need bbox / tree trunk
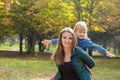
[117,41,120,55]
[19,33,23,55]
[88,47,93,56]
[73,0,81,21]
[38,37,45,52]
[114,39,117,53]
[27,31,37,55]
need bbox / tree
[10,0,52,55]
[0,1,15,45]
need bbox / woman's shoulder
[74,47,86,54]
[72,48,87,57]
[75,47,82,50]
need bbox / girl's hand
[41,39,51,45]
[106,51,116,58]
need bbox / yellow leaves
[0,2,5,5]
[1,18,14,27]
[107,17,113,22]
[35,0,50,8]
[99,1,104,6]
[92,25,106,32]
[0,2,5,9]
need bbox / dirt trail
[0,50,51,60]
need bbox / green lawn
[0,56,119,80]
[92,57,120,80]
[0,42,120,80]
[0,57,56,80]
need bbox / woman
[52,27,96,80]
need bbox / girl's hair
[73,21,88,32]
[73,21,88,37]
[52,27,77,65]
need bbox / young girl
[52,27,95,80]
[42,21,115,58]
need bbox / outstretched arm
[84,39,116,58]
[106,51,116,58]
[41,39,51,45]
[41,39,58,45]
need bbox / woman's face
[61,32,73,49]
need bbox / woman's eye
[63,37,67,39]
[69,38,72,40]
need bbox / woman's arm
[54,71,62,80]
[77,48,96,68]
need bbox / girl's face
[61,32,73,49]
[75,30,87,39]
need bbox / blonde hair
[74,21,88,32]
[52,27,77,65]
[73,21,88,37]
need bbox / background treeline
[0,0,120,56]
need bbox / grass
[0,42,19,51]
[0,42,120,80]
[0,57,56,80]
[92,57,120,80]
[0,53,119,80]
[0,42,56,53]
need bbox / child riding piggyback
[42,21,115,58]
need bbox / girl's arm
[88,40,115,57]
[85,39,106,55]
[41,39,58,45]
[85,39,115,57]
[106,51,116,57]
[51,39,58,44]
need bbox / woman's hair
[52,27,77,65]
[74,21,88,32]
